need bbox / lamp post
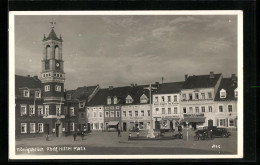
[186,121,189,141]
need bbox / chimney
[185,74,188,81]
[210,72,214,78]
[27,75,30,77]
[109,86,113,90]
[231,74,236,81]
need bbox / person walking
[73,132,77,141]
[81,131,84,140]
[117,128,121,137]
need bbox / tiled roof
[43,28,62,42]
[153,82,184,94]
[182,73,222,89]
[86,85,151,106]
[65,86,98,100]
[15,75,42,96]
[215,78,237,101]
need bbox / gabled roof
[215,78,237,101]
[43,28,62,42]
[182,73,222,89]
[153,81,184,95]
[15,75,42,96]
[65,86,98,101]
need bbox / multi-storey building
[64,85,99,134]
[121,85,151,132]
[180,72,222,129]
[214,74,237,129]
[152,82,184,130]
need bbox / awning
[107,121,119,126]
[180,117,205,123]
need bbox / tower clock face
[55,61,60,70]
[45,60,49,70]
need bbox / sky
[15,14,238,90]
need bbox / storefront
[105,121,119,131]
[180,114,206,130]
[153,115,181,130]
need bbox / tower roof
[43,28,62,42]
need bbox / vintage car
[194,126,231,140]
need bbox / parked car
[194,126,231,140]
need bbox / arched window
[54,46,59,59]
[46,45,51,59]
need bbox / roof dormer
[140,94,148,103]
[107,96,111,105]
[113,96,118,104]
[23,89,30,97]
[220,88,226,99]
[234,88,238,98]
[126,95,133,104]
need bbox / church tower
[41,20,65,137]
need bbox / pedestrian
[81,131,84,140]
[46,134,49,141]
[73,132,77,141]
[118,128,121,137]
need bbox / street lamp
[186,121,189,141]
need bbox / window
[218,119,225,127]
[161,96,165,102]
[147,110,150,116]
[162,108,165,114]
[38,123,43,133]
[147,122,150,129]
[183,107,187,113]
[105,111,109,118]
[56,105,61,116]
[113,96,117,104]
[93,112,96,117]
[21,123,27,133]
[220,89,226,98]
[195,107,199,113]
[201,93,205,100]
[168,96,171,102]
[189,93,193,100]
[35,91,41,98]
[20,105,27,116]
[174,107,177,114]
[107,97,111,105]
[129,111,132,117]
[116,111,120,117]
[24,90,30,97]
[38,106,43,116]
[182,94,186,100]
[44,105,49,116]
[110,111,114,117]
[141,110,144,116]
[228,105,232,112]
[209,106,212,112]
[174,95,177,102]
[123,111,126,117]
[55,85,61,92]
[135,111,138,117]
[208,92,212,99]
[154,97,158,103]
[229,119,234,127]
[70,123,74,131]
[234,89,238,98]
[116,106,119,109]
[79,102,84,108]
[30,123,35,133]
[202,106,205,113]
[99,112,102,118]
[219,105,223,112]
[195,93,199,100]
[29,105,35,116]
[45,85,50,92]
[70,107,74,116]
[139,122,144,129]
[155,108,159,114]
[189,107,193,113]
[168,108,171,114]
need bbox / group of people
[73,131,85,141]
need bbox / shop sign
[183,114,204,117]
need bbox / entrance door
[170,121,173,130]
[155,121,160,130]
[56,124,60,137]
[123,122,127,131]
[44,124,49,134]
[87,123,91,131]
[192,123,197,130]
[208,120,213,127]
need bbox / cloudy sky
[15,14,237,90]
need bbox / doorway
[55,124,60,137]
[155,121,160,130]
[44,124,49,135]
[123,122,127,131]
[87,123,91,131]
[170,121,173,130]
[208,119,213,127]
[191,123,197,130]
